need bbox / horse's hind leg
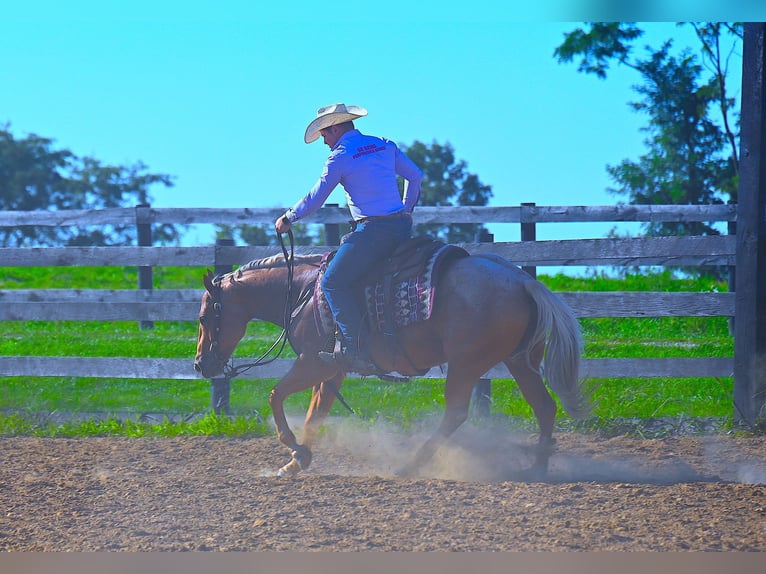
[504,342,557,476]
[397,367,476,476]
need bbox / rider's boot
[318,338,377,375]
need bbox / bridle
[201,278,229,375]
[200,229,356,415]
[202,229,300,380]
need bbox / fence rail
[0,204,737,227]
[0,357,735,381]
[0,204,747,419]
[0,289,735,321]
[0,234,737,268]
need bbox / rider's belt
[354,210,410,225]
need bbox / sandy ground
[1,419,766,551]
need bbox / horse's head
[193,270,249,378]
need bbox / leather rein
[208,230,299,381]
[205,229,355,414]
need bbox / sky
[0,2,757,250]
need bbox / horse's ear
[203,269,215,292]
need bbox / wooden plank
[0,302,198,321]
[0,290,735,320]
[0,289,204,303]
[0,204,737,227]
[153,204,736,225]
[0,246,214,267]
[0,208,137,227]
[558,291,735,318]
[0,245,324,267]
[0,289,204,302]
[0,235,736,268]
[484,357,734,379]
[152,206,355,225]
[0,357,290,379]
[468,235,736,266]
[0,356,733,380]
[519,204,737,224]
[574,357,733,379]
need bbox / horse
[194,241,589,479]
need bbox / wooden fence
[0,203,752,422]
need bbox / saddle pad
[365,244,465,332]
[312,242,468,338]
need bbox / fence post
[471,227,493,419]
[325,203,341,246]
[135,203,154,330]
[210,378,231,416]
[520,202,537,279]
[728,199,737,335]
[734,22,766,429]
[210,236,235,415]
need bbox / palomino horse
[194,245,589,479]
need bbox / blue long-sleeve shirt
[285,129,422,223]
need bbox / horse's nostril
[193,362,202,373]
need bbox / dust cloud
[287,415,766,485]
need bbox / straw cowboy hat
[304,103,367,143]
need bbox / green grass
[0,267,736,437]
[0,411,271,437]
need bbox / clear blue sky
[0,3,755,246]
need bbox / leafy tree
[0,125,180,247]
[217,221,319,247]
[401,140,493,243]
[554,22,741,238]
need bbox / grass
[0,266,737,437]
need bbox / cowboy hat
[304,103,367,143]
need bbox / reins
[220,229,296,380]
[214,228,356,416]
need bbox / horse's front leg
[268,357,337,477]
[271,373,345,477]
[269,383,311,477]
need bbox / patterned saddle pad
[313,236,469,338]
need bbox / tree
[0,125,180,247]
[554,22,741,238]
[217,221,319,247]
[401,140,493,243]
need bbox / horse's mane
[238,253,324,272]
[217,253,325,283]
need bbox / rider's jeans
[321,214,412,352]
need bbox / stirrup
[317,348,377,376]
[318,335,344,366]
[318,349,339,366]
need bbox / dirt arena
[2,418,766,551]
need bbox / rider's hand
[275,214,291,234]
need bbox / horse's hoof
[277,459,301,478]
[291,445,313,471]
[539,436,557,457]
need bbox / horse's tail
[523,279,591,419]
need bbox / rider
[275,103,423,374]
